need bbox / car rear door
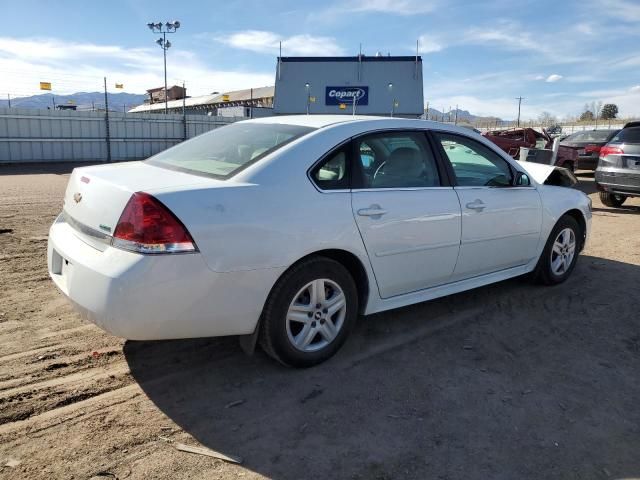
[431,131,542,281]
[350,130,461,299]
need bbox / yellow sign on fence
[115,83,124,89]
[222,94,230,102]
[339,103,346,110]
[39,82,52,91]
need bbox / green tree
[580,110,594,121]
[600,104,618,119]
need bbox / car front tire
[259,256,358,368]
[534,214,581,285]
[599,192,626,207]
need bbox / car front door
[350,130,461,299]
[432,131,542,281]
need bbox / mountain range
[424,107,503,125]
[0,92,147,112]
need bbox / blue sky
[1,0,640,120]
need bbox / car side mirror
[515,171,531,186]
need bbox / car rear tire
[533,215,581,285]
[599,192,627,207]
[259,256,358,368]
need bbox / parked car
[482,127,579,170]
[47,116,591,367]
[595,122,640,207]
[560,129,621,171]
[546,124,563,135]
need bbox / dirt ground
[0,164,639,480]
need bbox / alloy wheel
[550,227,576,276]
[286,278,347,352]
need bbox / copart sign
[325,86,369,106]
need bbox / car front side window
[434,132,513,187]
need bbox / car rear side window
[147,123,315,179]
[611,127,640,144]
[565,130,616,142]
[354,131,441,189]
[433,132,513,187]
[310,145,350,190]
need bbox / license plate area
[626,157,640,169]
[51,249,63,275]
[51,249,72,276]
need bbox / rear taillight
[112,192,197,254]
[599,145,624,158]
[584,144,601,154]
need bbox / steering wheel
[373,161,387,181]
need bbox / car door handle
[465,199,486,211]
[357,206,388,217]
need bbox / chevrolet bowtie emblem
[73,192,82,204]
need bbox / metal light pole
[147,20,181,114]
[388,83,394,117]
[305,83,310,115]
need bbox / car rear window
[611,127,640,144]
[564,130,616,142]
[147,122,315,178]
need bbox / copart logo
[328,88,365,100]
[325,86,369,106]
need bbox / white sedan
[48,116,591,367]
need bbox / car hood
[517,161,578,187]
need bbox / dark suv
[595,122,640,207]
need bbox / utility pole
[515,96,524,127]
[104,77,111,162]
[182,80,187,140]
[7,94,10,108]
[454,104,458,125]
[425,101,429,120]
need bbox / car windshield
[611,127,640,144]
[147,122,315,178]
[564,130,614,143]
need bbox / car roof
[246,114,421,129]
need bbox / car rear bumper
[595,169,640,196]
[47,220,283,340]
[576,155,598,171]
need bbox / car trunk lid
[62,161,223,247]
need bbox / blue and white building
[273,55,424,118]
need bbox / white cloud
[546,74,563,83]
[0,36,273,97]
[574,23,595,35]
[218,30,344,56]
[418,34,443,54]
[592,0,640,21]
[349,0,438,15]
[631,85,640,93]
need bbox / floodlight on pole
[147,20,181,114]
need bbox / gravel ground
[0,165,639,480]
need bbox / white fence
[0,108,240,163]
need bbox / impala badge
[73,192,82,204]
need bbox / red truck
[482,128,578,171]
